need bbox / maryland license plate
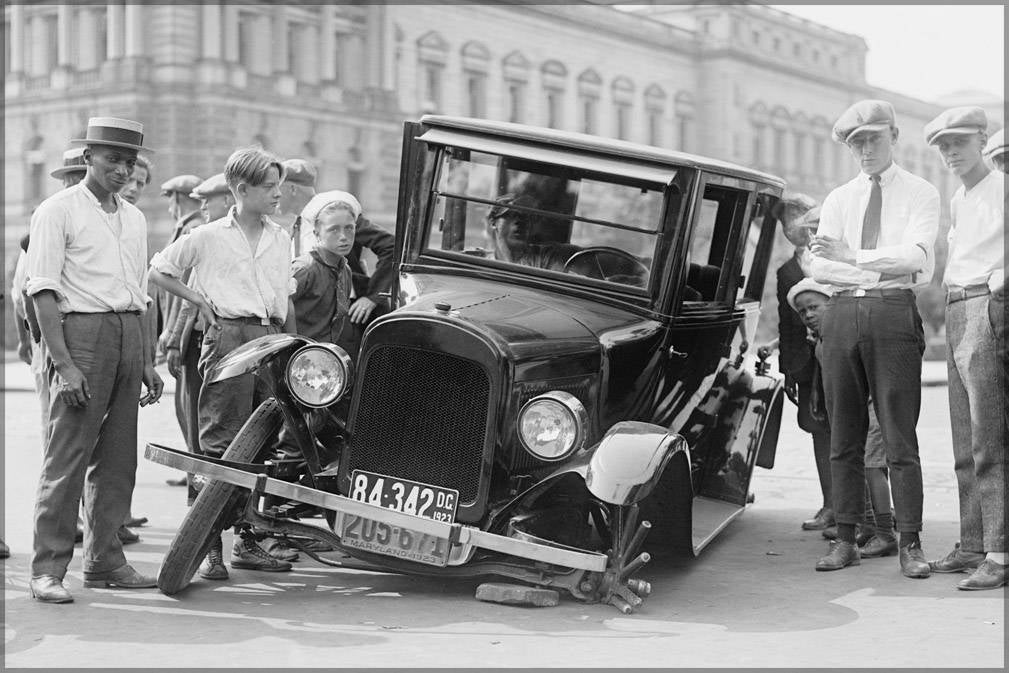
[340,470,459,566]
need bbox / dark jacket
[348,215,395,306]
[776,254,815,383]
[291,248,352,348]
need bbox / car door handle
[668,346,688,359]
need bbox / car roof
[420,115,787,189]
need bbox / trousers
[180,330,204,503]
[197,320,279,458]
[946,293,1006,552]
[820,293,925,532]
[31,312,142,578]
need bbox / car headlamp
[517,391,588,461]
[285,344,353,408]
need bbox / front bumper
[146,444,607,573]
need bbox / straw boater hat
[70,116,153,153]
[50,147,88,180]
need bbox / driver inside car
[486,194,580,272]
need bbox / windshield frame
[409,144,691,305]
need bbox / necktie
[860,174,882,250]
[292,216,302,257]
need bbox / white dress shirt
[811,162,940,290]
[25,183,150,313]
[944,170,1005,291]
[150,207,294,322]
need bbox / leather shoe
[125,514,148,527]
[1,538,10,559]
[815,541,860,571]
[198,536,229,580]
[74,527,84,544]
[929,542,985,573]
[263,538,300,562]
[83,564,157,588]
[117,525,140,545]
[231,536,292,572]
[957,559,1008,591]
[899,542,931,578]
[166,476,188,487]
[859,535,898,558]
[29,575,74,603]
[802,507,835,531]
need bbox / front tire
[157,399,284,595]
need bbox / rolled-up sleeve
[25,202,68,300]
[854,183,938,275]
[150,229,200,278]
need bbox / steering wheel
[563,247,649,286]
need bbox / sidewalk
[2,350,947,392]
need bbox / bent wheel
[580,503,653,613]
[157,399,283,595]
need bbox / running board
[691,496,745,554]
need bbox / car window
[683,184,750,304]
[424,148,666,290]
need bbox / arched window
[461,40,490,118]
[24,133,46,205]
[502,51,530,123]
[612,76,635,140]
[644,84,667,147]
[540,60,568,129]
[769,106,790,172]
[417,31,449,113]
[577,69,602,135]
[675,91,695,152]
[749,102,769,168]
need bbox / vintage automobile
[147,115,787,613]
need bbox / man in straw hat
[24,117,164,602]
[923,107,1006,590]
[50,147,88,188]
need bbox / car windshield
[423,148,668,290]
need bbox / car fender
[207,333,315,384]
[582,421,688,505]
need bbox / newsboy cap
[160,174,203,197]
[50,147,87,180]
[983,128,1007,161]
[924,106,987,146]
[786,277,833,312]
[71,117,153,153]
[190,173,231,200]
[832,100,896,144]
[281,158,317,187]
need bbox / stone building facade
[4,2,1000,253]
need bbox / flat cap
[787,277,833,312]
[281,158,317,187]
[160,174,203,197]
[983,128,1006,160]
[832,99,896,144]
[924,106,987,146]
[190,173,231,200]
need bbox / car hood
[399,273,649,362]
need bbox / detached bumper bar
[146,444,607,573]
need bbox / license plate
[340,470,459,566]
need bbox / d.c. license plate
[340,470,459,566]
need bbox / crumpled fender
[582,421,688,505]
[208,333,314,383]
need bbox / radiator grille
[348,345,490,503]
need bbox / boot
[198,536,229,580]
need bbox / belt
[946,284,990,304]
[833,288,913,298]
[66,310,142,316]
[219,316,281,327]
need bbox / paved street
[2,358,1004,669]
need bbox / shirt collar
[77,181,124,211]
[310,246,347,271]
[225,206,278,230]
[864,162,899,187]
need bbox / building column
[107,3,124,60]
[365,5,385,90]
[223,6,239,63]
[201,2,223,60]
[319,6,336,82]
[9,4,25,74]
[346,32,365,91]
[29,12,48,76]
[272,7,289,74]
[78,8,98,71]
[124,4,143,57]
[56,5,72,68]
